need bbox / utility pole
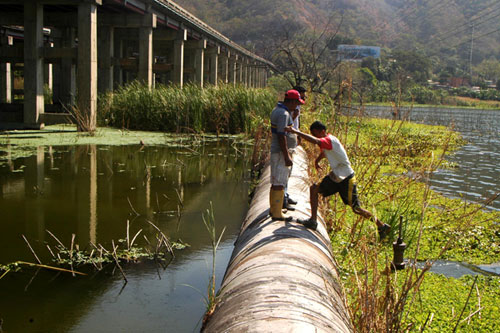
[469,23,474,81]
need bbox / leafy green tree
[474,58,500,82]
[353,67,378,103]
[391,50,431,84]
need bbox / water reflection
[0,140,251,332]
[360,106,500,210]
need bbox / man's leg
[352,205,391,240]
[310,184,319,221]
[338,176,391,239]
[352,206,382,227]
[283,156,297,208]
[269,153,292,221]
[297,182,323,230]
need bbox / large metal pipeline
[203,146,353,332]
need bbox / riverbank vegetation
[97,82,276,134]
[300,94,500,331]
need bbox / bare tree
[271,14,344,93]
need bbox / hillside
[173,0,500,72]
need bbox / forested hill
[174,0,500,69]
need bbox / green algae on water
[0,125,247,166]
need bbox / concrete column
[247,64,252,87]
[249,65,254,88]
[173,29,186,87]
[248,64,252,87]
[240,59,246,87]
[255,67,260,88]
[98,25,114,93]
[228,55,237,85]
[138,26,153,87]
[253,66,258,88]
[219,51,228,84]
[44,42,53,93]
[54,27,76,106]
[24,2,44,127]
[247,63,252,87]
[193,39,206,87]
[77,2,98,131]
[113,30,123,89]
[0,36,13,103]
[207,46,219,86]
[237,60,243,83]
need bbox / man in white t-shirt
[286,120,391,240]
[283,86,306,209]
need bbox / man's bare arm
[286,127,321,146]
[278,134,293,166]
[315,151,325,170]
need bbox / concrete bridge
[0,0,274,130]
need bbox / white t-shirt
[318,134,354,181]
[293,106,300,129]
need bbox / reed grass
[201,202,225,319]
[98,82,276,135]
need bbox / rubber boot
[270,188,292,221]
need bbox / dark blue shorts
[318,173,360,208]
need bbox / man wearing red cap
[269,89,305,220]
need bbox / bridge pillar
[0,36,13,103]
[190,39,206,87]
[43,43,53,96]
[98,25,114,93]
[243,59,250,87]
[207,45,219,86]
[250,64,254,87]
[248,63,255,88]
[255,66,260,88]
[259,67,265,88]
[247,64,252,88]
[23,2,44,128]
[218,50,229,84]
[138,13,156,89]
[173,28,186,87]
[53,27,76,106]
[77,1,98,131]
[253,65,260,88]
[228,54,237,85]
[113,29,124,89]
[237,59,243,84]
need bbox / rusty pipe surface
[203,146,353,333]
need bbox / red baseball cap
[285,89,305,105]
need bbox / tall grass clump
[98,82,275,134]
[299,85,500,332]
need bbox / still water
[0,140,251,332]
[362,106,500,211]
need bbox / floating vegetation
[0,221,190,281]
[299,93,500,332]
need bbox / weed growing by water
[0,222,189,281]
[299,91,500,331]
[201,202,226,327]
